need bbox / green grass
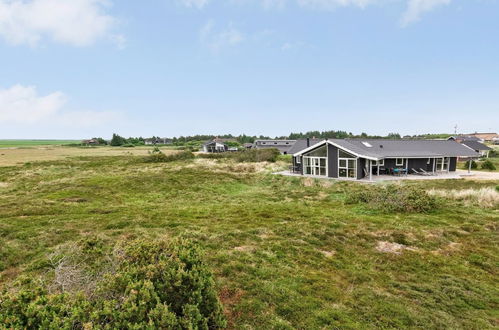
[0,156,498,329]
[0,139,80,148]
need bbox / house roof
[466,133,499,140]
[287,139,324,154]
[462,141,492,151]
[448,135,481,142]
[253,140,296,153]
[203,140,227,146]
[294,139,480,159]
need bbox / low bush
[144,151,195,163]
[0,238,226,329]
[122,143,136,148]
[345,185,438,213]
[198,149,280,163]
[464,160,477,169]
[480,160,496,170]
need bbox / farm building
[253,139,296,154]
[291,139,479,180]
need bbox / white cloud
[179,0,210,9]
[200,20,244,52]
[401,0,451,26]
[0,84,119,127]
[0,0,120,47]
[296,0,378,9]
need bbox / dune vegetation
[0,152,498,328]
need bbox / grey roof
[203,140,227,146]
[462,141,492,151]
[253,140,296,153]
[295,139,480,159]
[288,139,324,154]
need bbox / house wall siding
[357,158,365,179]
[327,144,338,178]
[450,157,457,171]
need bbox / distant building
[145,138,172,145]
[82,139,99,145]
[447,135,481,143]
[253,139,296,154]
[243,143,253,149]
[202,139,228,153]
[465,132,499,142]
[461,140,492,158]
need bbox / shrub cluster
[345,185,438,213]
[0,238,226,329]
[464,160,478,169]
[198,148,280,163]
[144,150,195,163]
[480,160,496,170]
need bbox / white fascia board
[292,140,328,157]
[293,140,380,161]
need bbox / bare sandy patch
[302,177,315,187]
[432,242,462,256]
[320,250,336,258]
[0,182,8,188]
[233,245,255,252]
[376,241,417,255]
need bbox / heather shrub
[198,149,280,163]
[464,160,477,169]
[480,160,496,170]
[345,185,438,213]
[144,150,195,163]
[0,238,226,329]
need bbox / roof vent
[361,141,372,147]
[380,145,383,148]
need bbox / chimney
[307,138,310,147]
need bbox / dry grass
[0,146,179,166]
[428,187,499,208]
[375,241,417,254]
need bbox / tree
[110,133,125,146]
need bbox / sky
[0,0,498,139]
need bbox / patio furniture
[411,168,424,175]
[419,168,433,176]
[393,168,408,176]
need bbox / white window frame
[396,158,404,166]
[373,159,384,166]
[296,156,301,164]
[338,149,357,179]
[436,157,449,171]
[303,156,327,176]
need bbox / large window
[304,145,327,157]
[396,158,404,166]
[338,149,357,178]
[436,157,449,171]
[303,157,327,176]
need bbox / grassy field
[0,146,178,166]
[0,153,498,328]
[0,140,81,148]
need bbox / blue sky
[0,0,498,139]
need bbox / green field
[0,139,81,148]
[0,154,498,328]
